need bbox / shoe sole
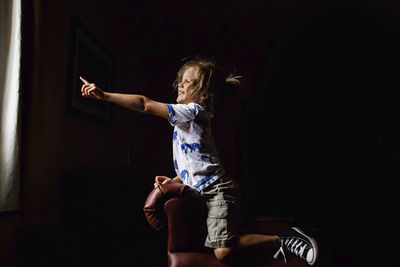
[291,227,319,266]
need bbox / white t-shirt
[166,103,225,191]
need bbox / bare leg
[214,234,279,262]
[237,234,279,250]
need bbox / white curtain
[0,0,21,211]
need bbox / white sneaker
[274,227,318,265]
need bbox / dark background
[0,0,399,266]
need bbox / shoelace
[273,239,287,263]
[274,237,308,262]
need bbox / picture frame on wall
[67,18,113,122]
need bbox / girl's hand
[80,76,105,100]
[154,176,174,188]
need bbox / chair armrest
[143,183,208,252]
[143,183,187,230]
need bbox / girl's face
[176,67,197,104]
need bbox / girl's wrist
[102,91,110,101]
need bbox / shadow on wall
[17,167,167,267]
[240,7,399,266]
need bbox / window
[0,0,21,211]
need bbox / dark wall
[242,5,397,219]
[0,0,399,266]
[240,6,399,265]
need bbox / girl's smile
[176,67,197,104]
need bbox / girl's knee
[214,247,234,262]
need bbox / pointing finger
[79,76,89,85]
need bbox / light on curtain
[0,0,21,211]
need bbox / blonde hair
[173,57,242,116]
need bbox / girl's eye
[180,79,191,85]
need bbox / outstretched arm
[80,76,169,120]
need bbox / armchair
[144,182,309,267]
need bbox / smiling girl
[80,57,318,265]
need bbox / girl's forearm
[103,92,147,113]
[102,92,169,119]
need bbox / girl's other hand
[154,176,173,188]
[80,76,105,100]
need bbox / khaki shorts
[200,177,243,249]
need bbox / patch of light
[0,0,21,209]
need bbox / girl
[80,57,318,265]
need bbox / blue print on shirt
[181,143,200,154]
[200,154,215,164]
[180,170,189,181]
[193,172,217,189]
[166,104,176,123]
[173,131,178,141]
[174,159,179,170]
[193,104,200,114]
